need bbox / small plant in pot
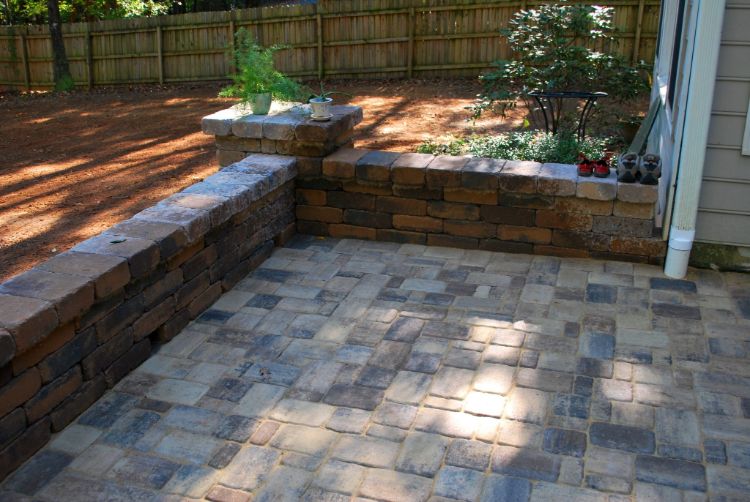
[219,29,304,115]
[308,82,351,121]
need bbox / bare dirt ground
[0,79,522,282]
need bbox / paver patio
[2,236,750,501]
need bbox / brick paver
[2,236,750,501]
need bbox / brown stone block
[536,211,593,231]
[356,151,401,182]
[392,185,442,200]
[342,180,393,196]
[462,158,504,190]
[188,283,223,318]
[167,239,204,271]
[295,117,348,142]
[261,139,277,154]
[343,210,392,229]
[296,189,326,206]
[426,156,469,188]
[497,160,541,193]
[480,205,536,226]
[592,216,654,238]
[0,269,94,326]
[157,309,191,344]
[181,244,218,281]
[294,177,342,191]
[376,197,427,216]
[0,416,50,480]
[24,366,82,424]
[73,234,160,279]
[444,188,498,205]
[427,234,479,249]
[480,239,534,254]
[0,329,13,368]
[428,201,480,220]
[297,205,343,224]
[322,148,369,178]
[37,328,97,384]
[444,220,496,238]
[613,201,654,220]
[39,252,130,300]
[82,330,133,380]
[392,215,443,233]
[617,182,658,203]
[577,175,617,200]
[498,225,552,244]
[11,323,74,376]
[215,135,261,152]
[104,338,151,387]
[534,245,590,258]
[297,220,330,236]
[552,230,610,251]
[392,153,433,185]
[326,191,376,211]
[0,408,26,450]
[610,237,667,257]
[296,157,323,177]
[329,224,377,240]
[142,269,182,309]
[94,295,144,344]
[0,294,58,358]
[376,229,427,245]
[500,193,555,209]
[555,197,613,216]
[132,297,176,341]
[50,375,106,431]
[0,369,41,418]
[217,149,248,167]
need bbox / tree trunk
[47,0,73,90]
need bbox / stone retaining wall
[0,154,297,479]
[294,149,666,263]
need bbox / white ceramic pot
[309,97,333,121]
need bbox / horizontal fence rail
[0,0,661,90]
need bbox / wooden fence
[0,0,661,90]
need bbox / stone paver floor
[3,236,750,502]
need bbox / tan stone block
[462,158,504,190]
[617,182,658,203]
[392,153,433,185]
[555,197,613,216]
[498,225,552,244]
[444,188,498,205]
[0,294,59,355]
[217,149,248,167]
[536,211,593,231]
[613,200,654,220]
[392,215,443,233]
[576,176,617,201]
[552,230,610,251]
[592,216,653,238]
[538,163,577,196]
[39,252,130,300]
[610,237,667,257]
[296,205,343,223]
[497,160,541,193]
[322,148,369,178]
[426,156,470,188]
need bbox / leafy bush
[417,132,609,165]
[219,29,305,103]
[473,2,648,131]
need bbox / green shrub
[417,131,609,165]
[473,3,647,132]
[219,29,305,103]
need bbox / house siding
[696,0,750,245]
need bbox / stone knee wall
[0,154,297,479]
[295,149,666,263]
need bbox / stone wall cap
[392,153,434,169]
[0,293,58,356]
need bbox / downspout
[664,0,726,278]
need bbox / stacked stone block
[295,149,665,263]
[0,154,297,479]
[202,105,363,168]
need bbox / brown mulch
[0,79,525,282]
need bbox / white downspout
[664,0,726,278]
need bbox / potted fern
[219,29,304,115]
[308,82,351,121]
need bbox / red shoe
[577,154,593,177]
[593,159,611,178]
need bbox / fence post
[19,34,30,91]
[156,25,164,84]
[316,13,323,80]
[407,7,415,78]
[632,0,646,63]
[85,28,94,90]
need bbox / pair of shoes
[617,152,662,184]
[577,154,611,178]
